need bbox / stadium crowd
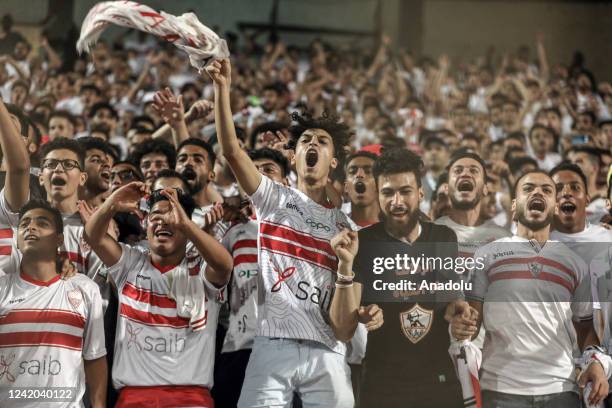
[0,9,612,408]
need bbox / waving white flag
[77,1,229,72]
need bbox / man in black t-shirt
[330,148,469,408]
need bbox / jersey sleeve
[466,246,490,302]
[249,175,285,219]
[82,281,107,360]
[201,259,228,305]
[0,188,22,228]
[105,243,147,290]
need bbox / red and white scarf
[449,339,483,408]
[77,1,229,71]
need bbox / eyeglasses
[41,159,81,171]
[110,169,137,181]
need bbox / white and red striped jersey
[250,176,355,355]
[221,217,259,353]
[0,254,106,408]
[468,236,591,395]
[107,244,225,389]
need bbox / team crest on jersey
[400,304,433,344]
[67,290,83,309]
[528,262,543,277]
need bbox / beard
[516,207,554,231]
[380,206,420,236]
[449,190,482,211]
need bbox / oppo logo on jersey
[19,356,62,376]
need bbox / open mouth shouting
[154,226,174,241]
[354,181,366,194]
[527,196,547,214]
[559,201,577,216]
[305,149,319,168]
[182,167,197,181]
[457,178,475,193]
[50,175,67,188]
[100,170,111,184]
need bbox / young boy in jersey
[208,58,356,407]
[0,199,107,407]
[84,182,232,407]
[452,171,609,407]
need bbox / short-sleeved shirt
[467,236,591,395]
[107,244,225,389]
[0,256,106,408]
[250,176,355,355]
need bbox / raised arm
[160,189,232,287]
[0,99,30,210]
[206,59,261,195]
[84,182,146,267]
[152,88,190,147]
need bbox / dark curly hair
[129,139,176,170]
[287,112,351,164]
[373,148,424,187]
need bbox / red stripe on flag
[120,304,189,329]
[233,254,258,266]
[59,251,86,266]
[232,240,257,252]
[122,282,177,309]
[260,222,335,256]
[489,270,574,293]
[0,310,85,328]
[471,373,483,408]
[0,229,13,239]
[260,237,337,272]
[0,331,82,350]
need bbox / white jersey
[0,254,106,408]
[591,247,612,352]
[586,198,608,225]
[221,218,259,353]
[469,236,590,395]
[551,224,612,264]
[0,189,21,274]
[108,244,225,389]
[250,176,355,354]
[435,216,510,259]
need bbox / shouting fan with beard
[208,58,357,407]
[436,152,510,260]
[452,170,610,407]
[330,148,466,407]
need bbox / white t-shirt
[435,216,511,259]
[0,256,106,408]
[590,247,612,352]
[468,236,590,395]
[107,244,225,389]
[221,218,259,353]
[0,189,20,274]
[586,198,608,225]
[551,223,612,264]
[250,176,355,355]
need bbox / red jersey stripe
[122,282,177,309]
[260,221,334,255]
[232,240,257,252]
[260,237,337,272]
[0,331,82,350]
[120,304,189,328]
[59,251,87,267]
[488,270,574,293]
[233,254,258,265]
[0,310,85,328]
[489,257,577,286]
[0,228,13,239]
[0,245,11,256]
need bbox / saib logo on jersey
[400,304,433,344]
